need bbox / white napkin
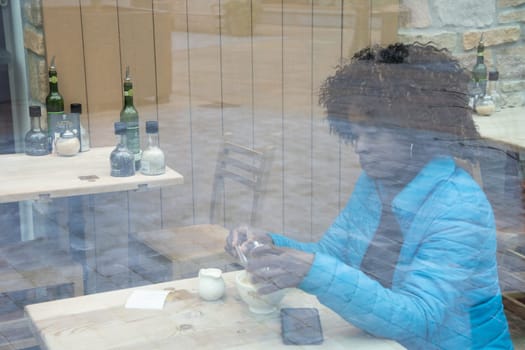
[125,290,171,310]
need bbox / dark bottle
[46,56,65,142]
[110,121,135,177]
[24,105,49,156]
[120,66,141,171]
[488,69,502,112]
[472,34,487,97]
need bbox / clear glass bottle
[24,105,49,156]
[488,69,502,112]
[71,103,90,151]
[475,95,496,116]
[110,121,135,177]
[120,66,141,171]
[56,122,80,157]
[141,120,165,175]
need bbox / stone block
[463,26,521,50]
[23,23,45,56]
[400,0,431,28]
[398,31,457,51]
[499,9,525,23]
[499,81,525,107]
[501,91,525,107]
[435,0,495,27]
[23,0,43,27]
[27,52,47,103]
[500,80,525,93]
[498,0,525,7]
[497,45,525,79]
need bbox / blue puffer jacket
[270,156,513,349]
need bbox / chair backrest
[210,140,274,227]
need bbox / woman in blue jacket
[226,43,513,349]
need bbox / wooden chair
[132,139,274,280]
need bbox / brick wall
[399,0,525,107]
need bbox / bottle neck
[118,133,128,147]
[123,82,134,106]
[488,79,499,93]
[49,71,59,92]
[476,54,484,64]
[147,133,160,147]
[30,116,42,131]
[124,94,134,107]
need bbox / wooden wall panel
[159,0,195,227]
[280,2,314,239]
[78,0,121,146]
[252,5,285,234]
[39,0,401,236]
[41,2,87,124]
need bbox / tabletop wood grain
[0,147,183,204]
[474,107,525,151]
[25,271,405,350]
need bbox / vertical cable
[218,0,226,224]
[149,1,163,227]
[115,0,123,82]
[309,0,314,237]
[337,0,344,210]
[78,0,91,145]
[280,0,285,233]
[185,0,196,224]
[339,0,344,65]
[115,1,133,229]
[250,0,255,148]
[149,2,160,122]
[218,0,225,136]
[368,0,372,46]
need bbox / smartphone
[280,307,324,345]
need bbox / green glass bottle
[472,34,487,97]
[120,66,141,170]
[46,56,65,143]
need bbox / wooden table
[0,147,184,293]
[0,146,183,241]
[0,147,183,204]
[474,106,525,152]
[25,271,405,350]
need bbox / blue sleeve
[270,174,377,268]
[269,205,356,264]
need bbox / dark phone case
[280,307,324,345]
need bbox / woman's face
[350,123,415,181]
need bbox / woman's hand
[224,225,273,262]
[247,245,314,294]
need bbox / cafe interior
[0,0,524,349]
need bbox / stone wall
[22,0,47,105]
[399,0,525,107]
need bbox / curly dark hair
[319,43,480,150]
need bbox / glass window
[1,1,524,349]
